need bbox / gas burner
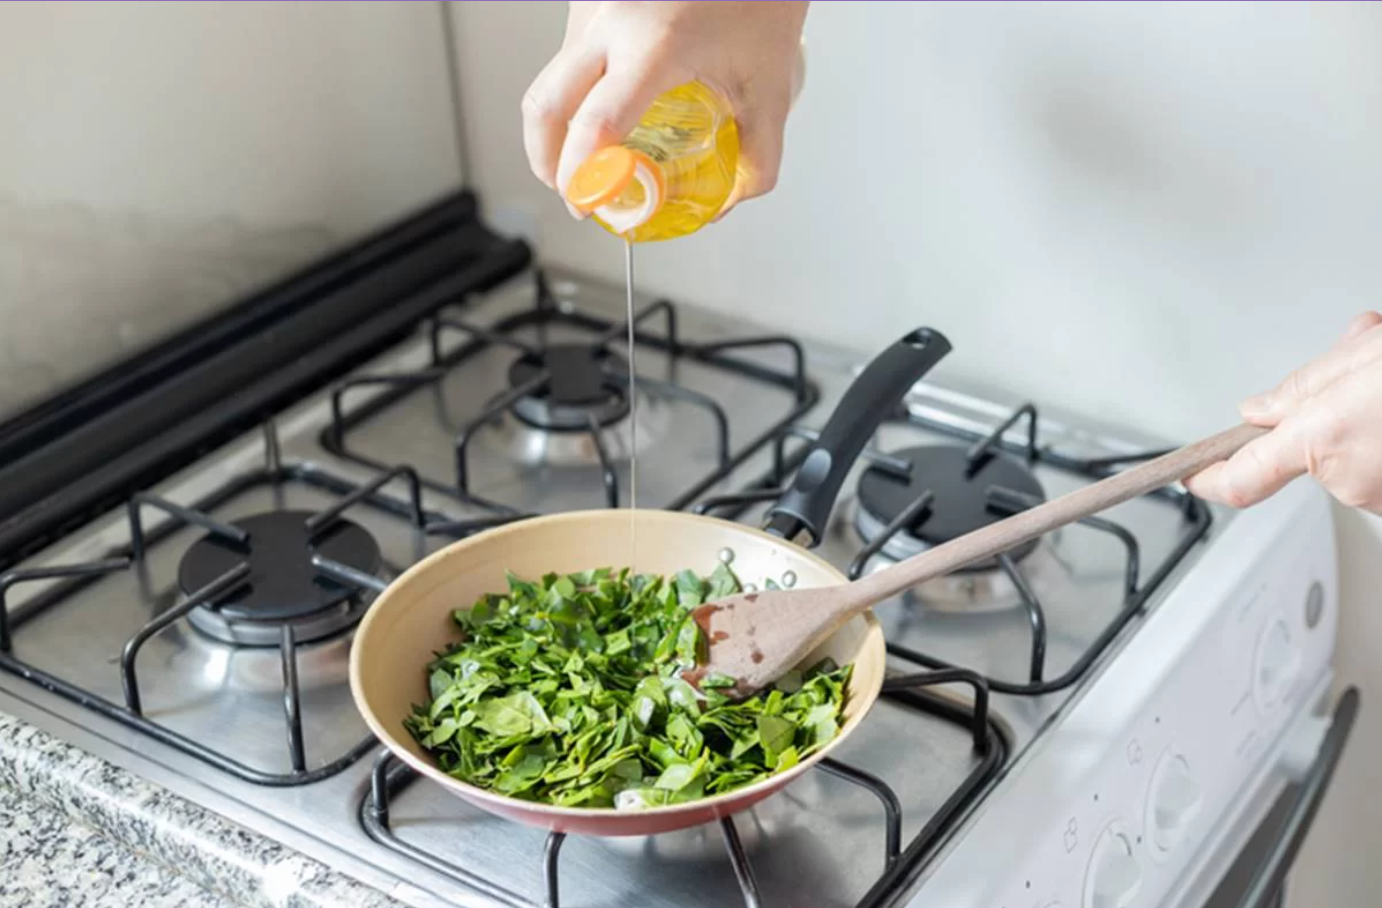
[177,510,382,646]
[862,543,1068,613]
[495,391,668,468]
[854,445,1047,568]
[507,344,630,431]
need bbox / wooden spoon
[695,423,1267,698]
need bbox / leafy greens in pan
[405,563,851,809]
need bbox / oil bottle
[564,81,738,243]
[564,44,804,243]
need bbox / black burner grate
[855,443,1048,568]
[175,509,381,645]
[0,421,525,786]
[506,343,631,430]
[323,269,818,516]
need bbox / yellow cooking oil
[565,81,738,243]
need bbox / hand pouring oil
[565,79,744,566]
[563,81,739,243]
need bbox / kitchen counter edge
[0,709,406,908]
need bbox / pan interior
[349,509,885,824]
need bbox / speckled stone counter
[0,711,405,908]
[1,785,238,908]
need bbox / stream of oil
[624,239,638,567]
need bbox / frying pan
[349,328,952,836]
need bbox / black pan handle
[763,328,952,547]
[1234,686,1360,908]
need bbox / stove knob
[1148,753,1202,853]
[1083,822,1142,908]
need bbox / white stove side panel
[915,479,1338,908]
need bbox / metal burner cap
[507,344,630,430]
[855,445,1046,568]
[177,510,381,646]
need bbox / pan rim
[348,508,885,825]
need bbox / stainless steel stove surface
[0,263,1221,908]
[325,271,814,516]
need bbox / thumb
[1183,420,1308,509]
[555,62,680,211]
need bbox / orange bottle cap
[565,146,639,212]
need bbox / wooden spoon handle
[847,423,1267,610]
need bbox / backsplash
[0,1,464,422]
[0,194,336,417]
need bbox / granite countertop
[1,785,239,908]
[0,710,405,908]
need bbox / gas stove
[0,195,1353,908]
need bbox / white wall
[0,1,461,419]
[448,1,1381,902]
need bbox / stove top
[0,199,1232,908]
[323,269,815,517]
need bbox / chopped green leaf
[663,677,701,714]
[774,670,803,694]
[675,569,705,607]
[615,787,671,810]
[707,562,741,599]
[495,752,548,794]
[700,672,737,690]
[404,565,852,808]
[674,615,704,667]
[654,762,698,792]
[471,692,550,737]
[429,668,454,701]
[729,731,760,760]
[757,715,795,765]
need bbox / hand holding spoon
[695,423,1266,698]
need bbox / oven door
[1199,686,1360,908]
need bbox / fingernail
[1349,311,1382,338]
